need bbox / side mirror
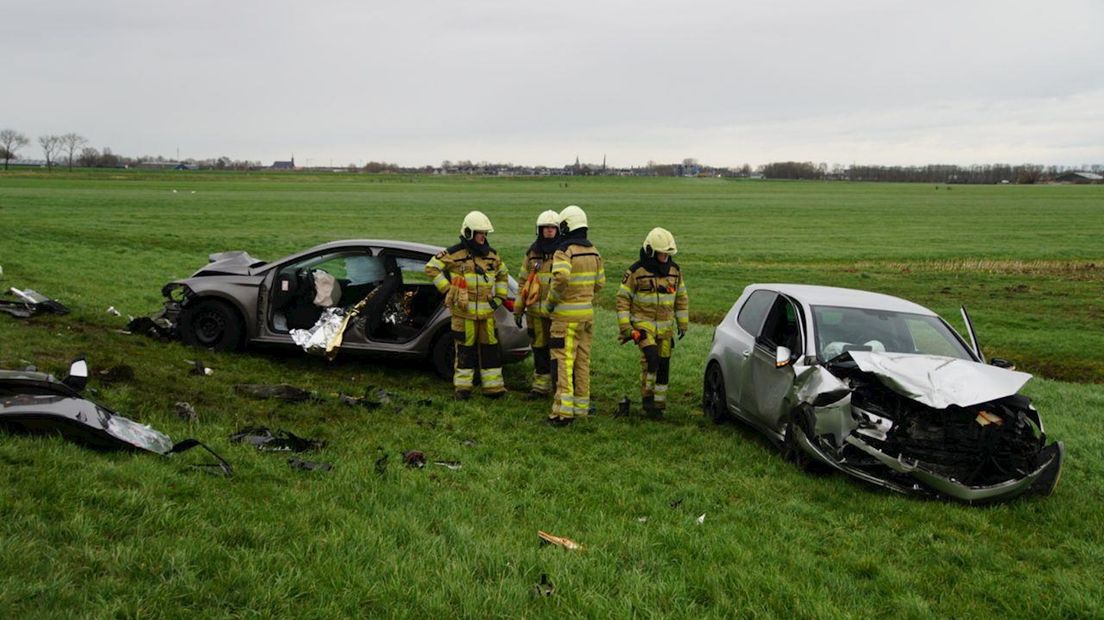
[989,357,1016,370]
[775,346,793,368]
[62,357,89,391]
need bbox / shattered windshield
[812,305,973,361]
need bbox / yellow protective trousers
[637,331,673,410]
[451,316,505,395]
[549,320,593,419]
[527,315,553,395]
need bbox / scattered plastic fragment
[187,360,213,376]
[616,396,630,416]
[288,457,333,472]
[229,426,325,452]
[669,498,684,509]
[125,315,176,340]
[106,306,121,316]
[403,450,426,468]
[696,513,706,525]
[234,384,316,402]
[433,461,462,470]
[637,516,648,523]
[538,530,584,551]
[174,401,197,422]
[462,439,478,447]
[531,574,555,597]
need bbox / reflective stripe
[482,368,504,389]
[532,373,552,393]
[574,397,590,416]
[454,368,474,389]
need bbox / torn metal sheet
[848,351,1032,409]
[0,287,70,318]
[0,363,230,475]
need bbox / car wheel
[702,362,730,423]
[782,407,825,473]
[430,330,454,381]
[180,299,243,351]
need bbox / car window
[737,290,775,335]
[758,296,803,354]
[813,305,972,360]
[388,256,435,286]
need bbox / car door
[724,289,775,418]
[741,294,805,434]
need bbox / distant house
[1053,171,1103,184]
[270,156,296,170]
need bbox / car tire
[430,330,454,381]
[782,407,827,473]
[180,298,244,352]
[702,362,730,424]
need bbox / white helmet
[558,205,587,233]
[643,227,677,255]
[460,211,494,239]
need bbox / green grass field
[1,171,1103,618]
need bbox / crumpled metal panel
[791,364,851,406]
[290,308,346,355]
[848,351,1032,409]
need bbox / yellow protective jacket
[616,259,689,337]
[546,239,605,323]
[425,242,509,320]
[515,246,556,318]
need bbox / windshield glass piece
[812,305,971,361]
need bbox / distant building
[1053,171,1102,184]
[271,156,296,170]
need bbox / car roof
[304,239,444,255]
[746,284,938,316]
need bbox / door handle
[741,349,751,358]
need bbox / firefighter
[425,211,510,399]
[615,227,689,416]
[546,205,605,426]
[514,210,561,399]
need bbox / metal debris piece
[433,461,462,470]
[233,384,316,402]
[403,450,426,468]
[174,401,198,422]
[229,426,325,452]
[288,457,333,472]
[531,574,555,598]
[0,287,70,318]
[537,530,584,551]
[125,315,177,340]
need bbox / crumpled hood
[848,351,1032,409]
[193,251,266,277]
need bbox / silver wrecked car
[156,239,529,378]
[702,284,1063,503]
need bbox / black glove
[677,327,686,340]
[489,297,500,310]
[514,314,524,329]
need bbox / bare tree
[59,133,88,171]
[1,129,30,170]
[77,147,100,168]
[38,135,63,170]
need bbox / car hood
[847,351,1032,409]
[192,251,267,277]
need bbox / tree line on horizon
[2,128,1099,184]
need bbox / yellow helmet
[558,205,587,233]
[643,227,677,255]
[460,211,494,239]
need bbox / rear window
[737,290,775,336]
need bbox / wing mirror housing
[775,346,793,368]
[62,357,89,392]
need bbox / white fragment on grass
[106,306,121,316]
[637,517,648,523]
[172,189,177,193]
[696,513,706,525]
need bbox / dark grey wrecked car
[703,284,1063,504]
[0,359,230,474]
[154,239,529,378]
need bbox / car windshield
[812,305,973,361]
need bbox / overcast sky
[4,0,1102,167]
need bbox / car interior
[269,251,444,344]
[757,296,803,355]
